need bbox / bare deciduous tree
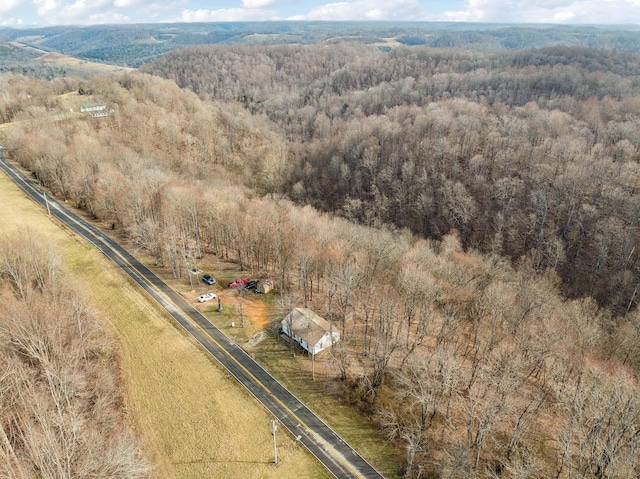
[0,232,150,478]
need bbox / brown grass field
[37,51,134,73]
[0,168,330,479]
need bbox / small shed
[281,308,339,355]
[257,279,274,294]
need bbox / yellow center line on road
[21,177,365,479]
[0,156,369,478]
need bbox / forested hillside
[3,22,640,69]
[1,72,640,478]
[0,230,149,477]
[142,44,640,316]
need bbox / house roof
[281,308,334,346]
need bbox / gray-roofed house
[79,103,108,118]
[280,307,339,355]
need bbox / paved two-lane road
[0,150,385,479]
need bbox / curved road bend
[0,151,384,479]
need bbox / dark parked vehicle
[202,274,216,285]
[243,280,258,291]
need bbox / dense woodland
[2,61,640,478]
[3,22,640,68]
[141,44,640,316]
[0,230,149,477]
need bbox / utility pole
[271,419,278,465]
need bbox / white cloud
[289,0,428,21]
[553,10,577,21]
[0,0,27,14]
[0,17,24,25]
[114,0,141,8]
[34,0,137,24]
[84,11,133,23]
[34,0,63,17]
[5,0,640,27]
[526,1,638,23]
[180,7,280,22]
[143,1,187,18]
[365,8,382,19]
[242,0,279,8]
[439,0,640,23]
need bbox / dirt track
[220,291,272,329]
[186,285,273,330]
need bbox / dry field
[0,169,329,479]
[37,51,134,73]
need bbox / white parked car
[197,293,217,303]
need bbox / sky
[1,0,640,27]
